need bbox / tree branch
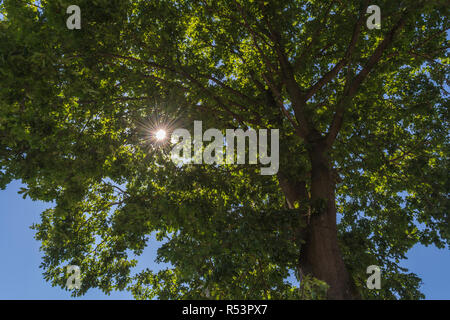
[268,28,310,138]
[303,1,369,102]
[325,9,411,147]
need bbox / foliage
[0,0,448,299]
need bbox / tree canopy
[0,0,448,299]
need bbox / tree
[0,0,448,299]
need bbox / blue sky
[0,179,449,299]
[0,180,162,300]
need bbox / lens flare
[135,110,184,153]
[154,129,167,141]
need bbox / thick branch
[269,29,310,138]
[303,1,368,102]
[326,9,411,147]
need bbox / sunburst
[154,128,167,141]
[135,111,183,154]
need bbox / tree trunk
[299,143,358,299]
[280,142,359,299]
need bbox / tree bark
[279,142,359,299]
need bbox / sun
[135,112,182,152]
[154,129,167,141]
